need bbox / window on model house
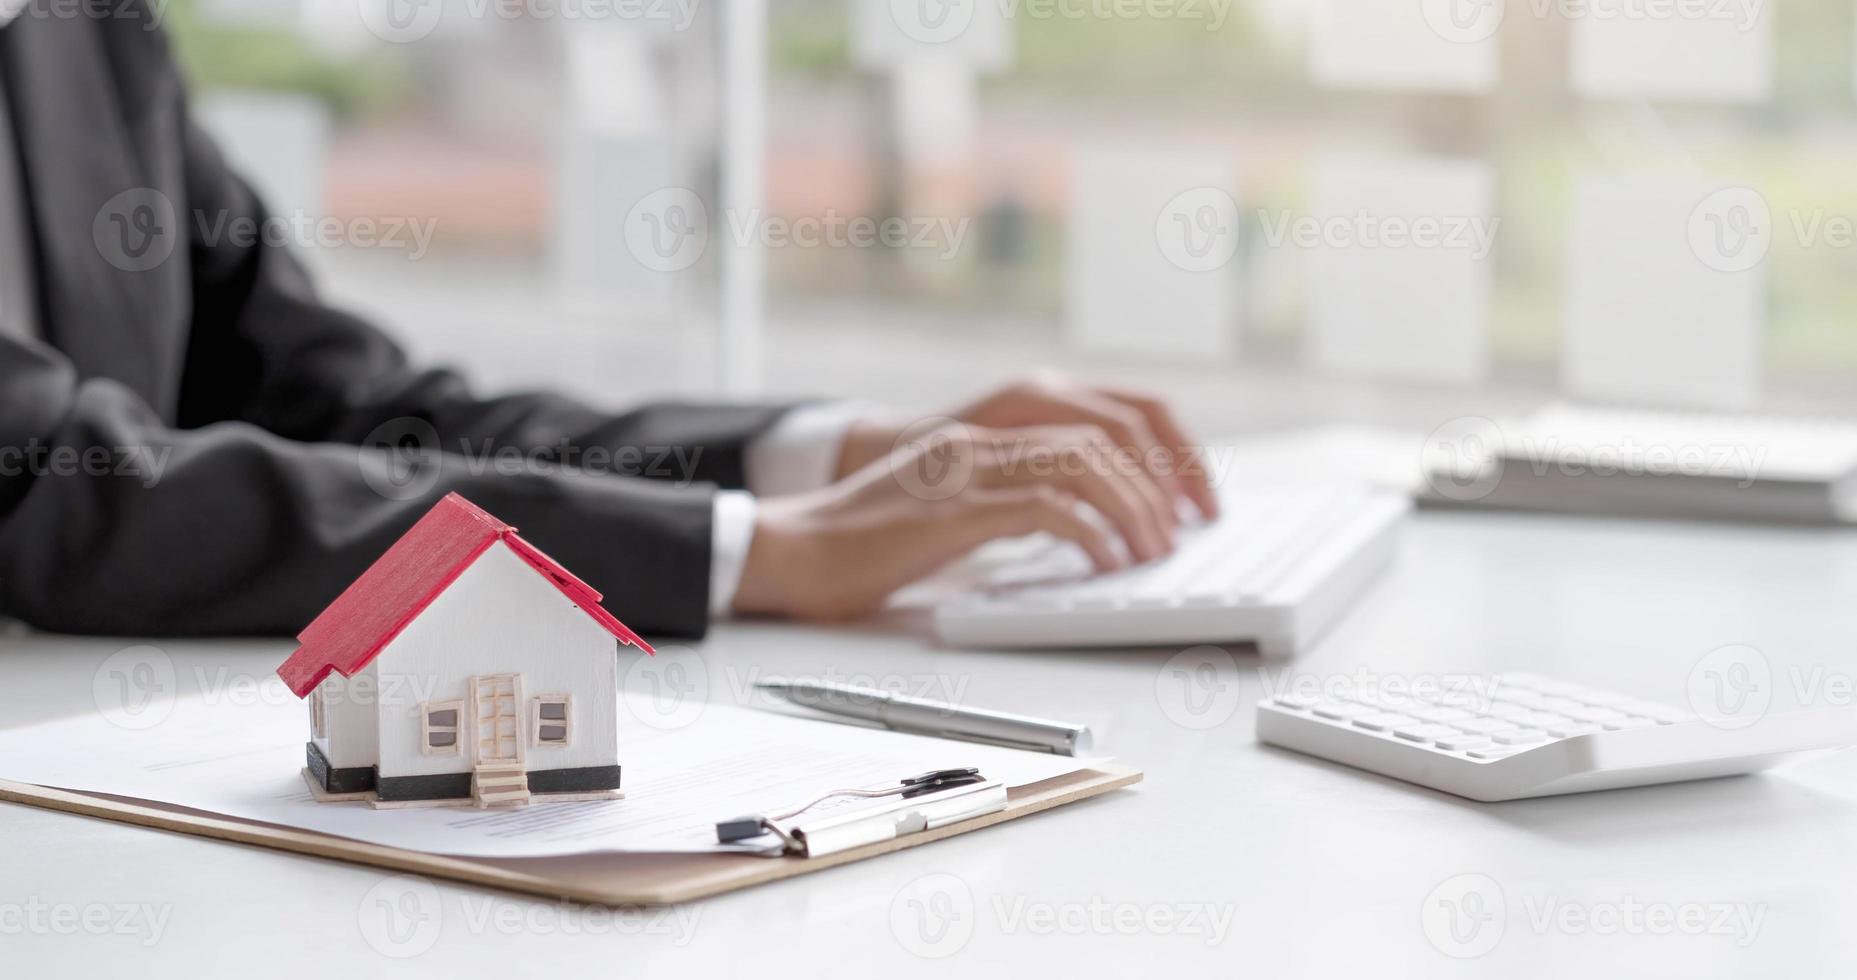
[421,701,462,755]
[532,696,571,747]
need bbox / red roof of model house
[277,493,653,698]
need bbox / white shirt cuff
[709,490,757,617]
[743,400,873,497]
[710,401,869,618]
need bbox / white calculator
[1256,672,1857,801]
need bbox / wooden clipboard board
[0,765,1141,906]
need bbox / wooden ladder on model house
[471,762,531,808]
[471,674,530,808]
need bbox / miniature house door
[470,674,523,766]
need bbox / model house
[276,493,654,808]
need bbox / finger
[1046,392,1184,531]
[1067,432,1173,560]
[1088,431,1178,547]
[1095,387,1221,519]
[964,486,1124,574]
[981,429,1170,562]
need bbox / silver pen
[752,678,1094,756]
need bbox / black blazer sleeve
[0,13,799,639]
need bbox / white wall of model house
[315,541,624,781]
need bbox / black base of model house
[306,742,623,801]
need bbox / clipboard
[0,765,1141,906]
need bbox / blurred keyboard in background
[1423,403,1857,524]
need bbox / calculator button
[1621,702,1692,724]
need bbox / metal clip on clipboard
[716,768,1008,858]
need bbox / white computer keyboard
[933,484,1409,655]
[1257,672,1857,801]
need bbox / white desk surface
[6,508,1857,978]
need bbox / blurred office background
[169,0,1857,435]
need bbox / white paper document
[0,695,1089,858]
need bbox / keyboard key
[1393,724,1462,743]
[1454,718,1520,735]
[1435,735,1494,751]
[1411,706,1474,723]
[1602,717,1657,731]
[1312,702,1371,721]
[1417,690,1484,709]
[1488,703,1536,720]
[1467,746,1525,760]
[1352,713,1418,732]
[1514,711,1573,728]
[1494,729,1549,745]
[1491,688,1546,706]
[1533,697,1587,713]
[1273,693,1323,710]
[1545,722,1603,737]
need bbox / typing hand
[834,372,1219,520]
[732,414,1205,622]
